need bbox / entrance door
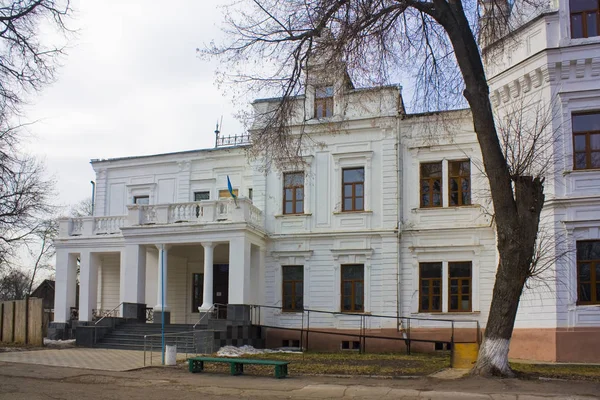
[213,264,229,318]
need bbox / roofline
[252,83,402,104]
[403,107,470,119]
[90,144,249,165]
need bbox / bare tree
[0,0,72,269]
[207,0,551,376]
[25,218,57,293]
[0,267,31,301]
[69,197,93,218]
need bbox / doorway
[213,264,229,318]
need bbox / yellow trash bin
[452,342,479,369]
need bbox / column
[228,235,251,304]
[153,244,170,323]
[199,242,214,311]
[79,250,99,322]
[53,249,78,323]
[228,235,252,323]
[120,244,147,320]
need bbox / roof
[90,144,249,164]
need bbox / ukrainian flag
[227,175,238,206]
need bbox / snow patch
[43,338,76,348]
[217,345,300,357]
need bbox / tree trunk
[428,2,546,376]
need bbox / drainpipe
[90,181,96,216]
[161,247,165,365]
[396,91,403,333]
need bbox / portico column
[199,242,214,311]
[79,250,100,322]
[53,249,78,323]
[120,244,147,321]
[153,244,171,323]
[229,235,251,304]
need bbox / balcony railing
[58,198,263,237]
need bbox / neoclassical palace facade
[52,2,600,362]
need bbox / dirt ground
[0,360,598,400]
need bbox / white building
[51,1,600,362]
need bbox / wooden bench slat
[187,357,289,378]
[189,357,289,366]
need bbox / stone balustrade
[57,198,263,237]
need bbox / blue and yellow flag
[227,175,238,206]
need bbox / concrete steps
[95,321,196,353]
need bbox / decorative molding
[270,250,313,261]
[330,248,373,261]
[508,80,520,98]
[500,85,510,103]
[177,160,191,172]
[531,68,543,88]
[409,245,483,256]
[560,60,571,80]
[575,59,586,79]
[591,57,600,77]
[518,75,531,93]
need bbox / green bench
[188,356,290,379]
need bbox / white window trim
[332,151,373,213]
[412,248,480,314]
[331,249,373,314]
[126,183,156,205]
[278,156,314,215]
[271,250,313,312]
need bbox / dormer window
[571,0,600,38]
[314,85,334,118]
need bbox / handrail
[249,303,480,324]
[193,304,215,329]
[94,302,123,325]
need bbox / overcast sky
[23,0,243,210]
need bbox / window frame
[193,191,210,201]
[340,264,364,313]
[448,160,471,206]
[570,0,600,39]
[572,111,600,170]
[314,85,334,119]
[283,172,304,215]
[448,262,472,312]
[282,265,304,312]
[419,262,443,313]
[133,195,150,205]
[191,273,204,313]
[420,162,443,208]
[576,240,600,305]
[342,167,365,212]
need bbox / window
[419,262,442,312]
[449,262,472,312]
[248,188,253,200]
[282,266,303,311]
[341,264,364,312]
[192,273,204,312]
[573,112,600,170]
[571,0,600,38]
[283,172,304,214]
[420,162,442,208]
[342,167,364,212]
[314,85,334,118]
[133,195,149,205]
[449,160,471,206]
[577,241,600,305]
[218,189,239,198]
[194,191,210,201]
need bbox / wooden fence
[0,297,44,346]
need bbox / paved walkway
[0,361,597,399]
[0,348,187,371]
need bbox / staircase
[94,321,196,353]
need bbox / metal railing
[248,304,481,356]
[92,302,124,345]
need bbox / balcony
[58,198,263,238]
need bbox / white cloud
[23,0,242,207]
